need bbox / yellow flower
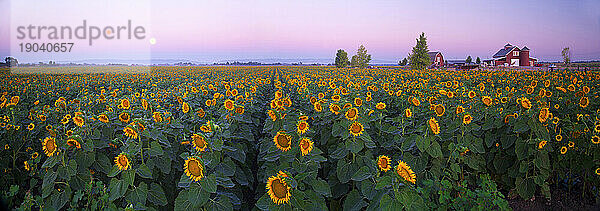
[579,97,589,108]
[538,140,547,149]
[428,117,440,135]
[114,153,130,171]
[396,160,416,184]
[182,102,190,113]
[119,112,130,123]
[463,114,472,125]
[266,173,291,205]
[273,131,292,152]
[354,98,363,107]
[98,114,109,123]
[24,161,30,171]
[73,115,84,127]
[481,96,492,106]
[329,103,341,115]
[456,106,464,114]
[297,120,309,135]
[191,134,208,152]
[42,137,58,157]
[345,107,358,121]
[268,110,277,121]
[377,155,391,172]
[123,126,138,139]
[184,157,204,181]
[592,135,600,144]
[555,134,562,142]
[27,123,35,131]
[376,102,386,110]
[66,138,81,149]
[405,108,412,118]
[120,99,130,110]
[560,146,567,154]
[299,137,313,156]
[224,99,235,111]
[349,121,364,137]
[520,97,532,109]
[434,104,445,116]
[539,108,550,123]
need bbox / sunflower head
[119,112,131,123]
[377,155,391,172]
[73,115,84,127]
[405,108,412,118]
[299,137,313,156]
[463,114,473,125]
[42,136,59,157]
[123,126,138,139]
[579,97,589,108]
[376,102,386,110]
[268,110,277,121]
[66,138,81,149]
[345,107,358,121]
[182,102,190,113]
[396,160,416,184]
[191,134,208,152]
[349,121,364,137]
[273,131,292,152]
[266,174,291,205]
[354,98,363,107]
[224,99,235,111]
[296,120,309,135]
[456,106,464,114]
[560,146,567,154]
[120,99,131,110]
[434,104,445,116]
[329,103,341,115]
[184,157,204,181]
[98,114,109,123]
[481,96,492,106]
[114,153,130,171]
[428,117,440,135]
[592,136,600,144]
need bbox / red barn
[428,51,444,67]
[484,43,537,67]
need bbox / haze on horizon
[0,0,599,64]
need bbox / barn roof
[428,52,440,63]
[492,46,519,58]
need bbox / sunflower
[268,110,277,121]
[345,107,358,121]
[331,95,341,102]
[556,134,562,142]
[182,102,190,113]
[329,103,341,115]
[120,99,130,110]
[481,96,492,106]
[538,140,547,149]
[538,108,550,123]
[32,152,39,159]
[468,91,476,99]
[184,157,204,181]
[428,117,440,135]
[299,137,313,156]
[191,134,208,152]
[123,126,138,139]
[114,153,130,170]
[592,136,600,144]
[434,104,445,116]
[24,161,30,171]
[376,102,386,110]
[463,114,473,125]
[297,120,309,135]
[411,97,420,106]
[579,97,589,108]
[377,155,392,172]
[66,138,81,149]
[560,146,567,154]
[456,106,464,114]
[396,160,416,184]
[266,174,291,205]
[27,123,34,131]
[273,131,292,151]
[568,141,575,148]
[520,97,532,109]
[73,115,84,127]
[200,124,212,133]
[405,108,412,118]
[349,121,364,137]
[141,99,149,110]
[314,102,323,112]
[197,108,206,118]
[119,112,130,123]
[224,99,235,111]
[98,114,109,123]
[595,124,600,133]
[354,98,363,107]
[42,137,58,156]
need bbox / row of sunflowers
[0,66,598,210]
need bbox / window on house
[513,51,519,57]
[436,57,440,62]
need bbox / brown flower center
[271,178,288,199]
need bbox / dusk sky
[1,0,599,63]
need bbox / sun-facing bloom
[396,160,416,184]
[463,114,473,125]
[376,102,386,110]
[273,131,292,151]
[299,137,313,156]
[184,157,204,181]
[297,120,309,135]
[191,134,208,152]
[345,107,358,121]
[123,126,138,139]
[349,121,364,137]
[377,155,392,172]
[434,104,445,116]
[114,153,130,171]
[405,108,412,118]
[42,136,58,157]
[428,117,440,135]
[266,172,291,205]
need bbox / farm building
[428,51,444,67]
[483,43,537,66]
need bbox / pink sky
[1,0,599,63]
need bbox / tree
[350,55,359,68]
[476,57,481,64]
[351,45,371,68]
[561,47,571,65]
[5,57,18,67]
[398,58,408,66]
[466,56,472,64]
[334,49,350,68]
[409,32,430,70]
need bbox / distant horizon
[1,0,599,64]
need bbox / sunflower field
[0,66,599,210]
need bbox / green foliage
[409,32,431,70]
[466,55,473,64]
[350,45,372,68]
[335,49,350,68]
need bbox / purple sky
[1,0,599,63]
